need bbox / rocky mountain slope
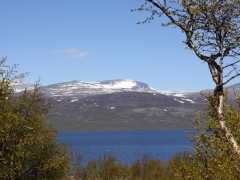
[13,79,239,131]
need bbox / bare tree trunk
[216,93,239,154]
[201,48,240,154]
[201,81,240,155]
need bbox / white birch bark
[217,94,240,154]
[146,0,240,155]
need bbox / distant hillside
[13,79,240,131]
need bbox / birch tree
[170,95,240,179]
[134,0,240,154]
[0,57,73,179]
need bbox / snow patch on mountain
[71,99,78,102]
[55,79,144,91]
[184,98,195,103]
[39,79,159,97]
[174,98,185,103]
[12,82,35,92]
[173,93,186,97]
[100,79,137,89]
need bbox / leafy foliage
[134,0,240,155]
[171,93,240,179]
[0,57,73,179]
[73,154,176,180]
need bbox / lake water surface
[58,130,193,165]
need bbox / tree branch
[223,60,240,69]
[223,73,240,86]
[147,0,187,32]
[200,91,211,98]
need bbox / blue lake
[58,130,193,165]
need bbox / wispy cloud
[51,48,90,59]
[52,48,79,53]
[137,70,147,75]
[63,48,79,53]
[67,52,89,59]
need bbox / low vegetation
[72,153,182,180]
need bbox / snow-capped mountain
[13,79,192,98]
[12,79,238,106]
[11,79,240,131]
[39,79,163,97]
[39,79,205,131]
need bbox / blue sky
[1,1,239,91]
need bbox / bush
[74,154,178,180]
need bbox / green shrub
[171,94,240,179]
[0,58,73,179]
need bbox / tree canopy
[171,94,240,179]
[0,57,73,179]
[134,0,240,154]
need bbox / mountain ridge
[13,79,197,98]
[12,79,240,131]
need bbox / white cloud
[51,48,89,59]
[63,48,79,53]
[52,49,62,53]
[67,52,89,59]
[137,70,147,75]
[51,48,79,53]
